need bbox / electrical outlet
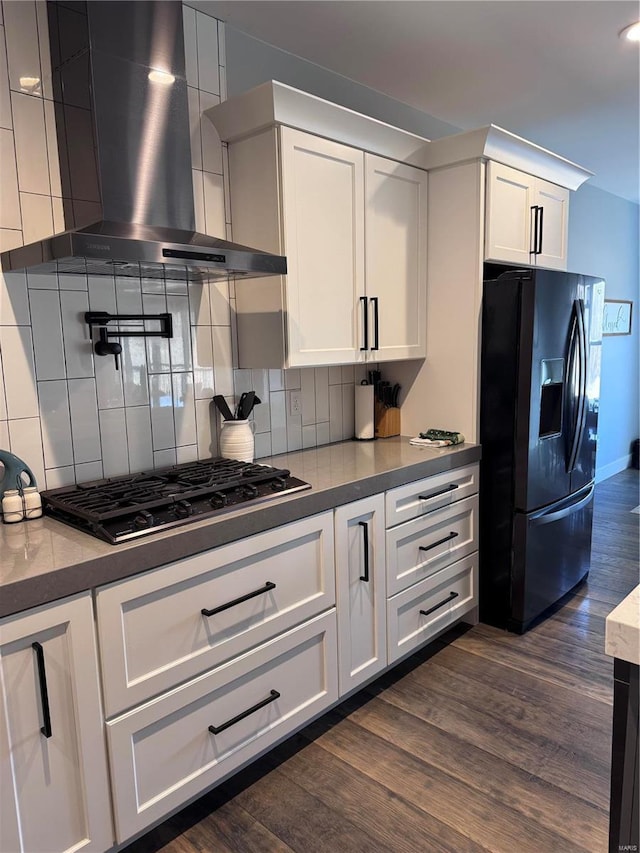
[289,390,302,416]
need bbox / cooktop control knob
[133,510,154,529]
[174,500,193,518]
[209,491,228,508]
[271,477,287,491]
[242,483,258,498]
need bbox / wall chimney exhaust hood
[0,1,286,282]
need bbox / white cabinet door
[485,161,536,265]
[335,494,387,695]
[535,177,569,271]
[365,155,427,361]
[0,594,113,853]
[280,127,366,366]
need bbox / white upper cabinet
[485,161,569,270]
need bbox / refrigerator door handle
[529,484,594,527]
[567,299,587,473]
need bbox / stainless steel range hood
[0,1,286,282]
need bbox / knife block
[374,400,400,438]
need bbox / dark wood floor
[124,468,640,853]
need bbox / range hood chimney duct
[0,0,286,282]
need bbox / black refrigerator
[480,266,605,633]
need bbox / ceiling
[193,1,640,204]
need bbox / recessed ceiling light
[619,21,640,41]
[148,69,175,85]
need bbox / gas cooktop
[41,458,311,544]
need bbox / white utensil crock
[219,419,255,463]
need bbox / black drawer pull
[201,582,276,618]
[418,483,459,501]
[208,689,280,735]
[419,531,459,553]
[358,520,370,582]
[420,591,459,618]
[32,642,52,738]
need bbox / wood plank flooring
[124,469,639,853]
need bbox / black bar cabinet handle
[419,531,459,553]
[208,689,280,735]
[358,520,370,582]
[420,592,459,618]
[201,582,276,618]
[359,296,368,351]
[418,483,458,501]
[32,642,52,738]
[370,297,379,350]
[537,206,544,255]
[529,205,539,254]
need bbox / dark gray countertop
[0,437,480,619]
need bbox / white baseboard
[596,454,632,483]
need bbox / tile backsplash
[0,2,356,490]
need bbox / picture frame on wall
[603,300,633,336]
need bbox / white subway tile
[143,292,170,374]
[192,169,205,233]
[209,279,230,325]
[26,270,57,289]
[37,379,73,468]
[212,324,233,396]
[52,196,64,234]
[166,279,188,296]
[329,384,343,442]
[195,397,216,459]
[187,86,202,171]
[58,272,87,291]
[300,368,316,426]
[12,91,49,195]
[341,365,355,384]
[233,368,252,395]
[254,431,271,460]
[0,229,22,252]
[115,277,148,406]
[141,277,164,294]
[60,289,94,378]
[68,377,101,464]
[302,424,317,449]
[0,325,38,418]
[0,29,12,130]
[172,371,197,447]
[176,444,198,464]
[217,20,226,69]
[45,465,75,489]
[316,421,331,446]
[183,5,198,88]
[329,366,342,385]
[3,1,41,96]
[167,293,192,372]
[355,364,367,384]
[125,405,153,472]
[0,270,29,325]
[200,90,222,175]
[188,281,210,325]
[286,411,302,452]
[20,192,53,243]
[34,1,52,100]
[0,349,7,420]
[148,373,175,451]
[251,369,269,402]
[314,367,329,421]
[342,383,355,440]
[0,128,21,229]
[203,171,225,237]
[269,369,284,392]
[269,390,287,455]
[284,368,301,390]
[0,420,8,451]
[74,460,103,483]
[153,448,176,469]
[8,416,45,488]
[29,287,65,380]
[99,408,129,477]
[252,398,270,434]
[195,11,219,95]
[191,324,214,399]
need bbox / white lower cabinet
[0,594,113,853]
[335,494,387,695]
[106,611,338,843]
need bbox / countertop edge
[605,585,640,666]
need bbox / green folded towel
[418,429,465,445]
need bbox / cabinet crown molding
[417,124,593,190]
[205,80,431,164]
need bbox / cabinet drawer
[385,463,478,527]
[97,513,335,716]
[106,611,338,843]
[387,555,477,664]
[386,495,478,596]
